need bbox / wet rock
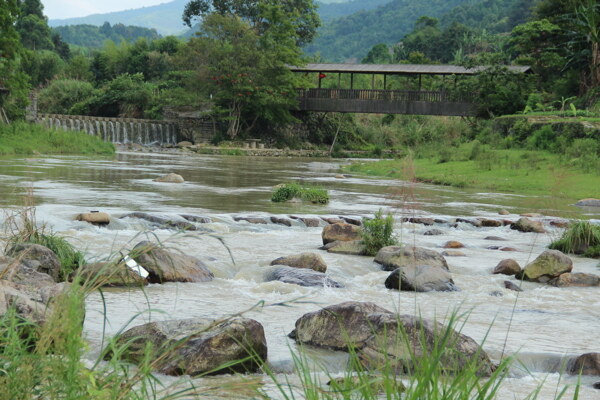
[594,382,600,390]
[456,218,482,227]
[485,236,507,241]
[154,173,184,183]
[234,216,268,224]
[270,252,327,273]
[322,223,361,245]
[290,302,494,376]
[7,243,62,282]
[480,219,502,227]
[78,261,148,287]
[180,214,212,224]
[270,216,293,227]
[517,250,573,283]
[435,218,450,224]
[321,217,344,225]
[442,250,466,257]
[510,217,546,233]
[113,317,267,376]
[335,174,346,179]
[443,241,464,249]
[298,217,321,227]
[568,353,600,376]
[500,247,518,252]
[265,266,342,288]
[76,211,110,226]
[375,245,449,272]
[493,259,521,276]
[504,280,523,292]
[549,220,570,228]
[424,229,444,236]
[489,291,503,297]
[550,273,600,287]
[340,216,362,226]
[177,141,193,148]
[575,198,600,208]
[326,240,367,256]
[384,266,457,292]
[402,217,434,226]
[121,212,197,231]
[131,241,214,283]
[498,209,510,215]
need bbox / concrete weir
[36,114,179,145]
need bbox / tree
[16,0,54,50]
[362,43,392,64]
[182,0,320,46]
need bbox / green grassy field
[0,122,115,155]
[344,149,600,202]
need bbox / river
[1,151,599,399]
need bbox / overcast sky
[42,0,170,20]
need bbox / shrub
[271,183,329,204]
[360,209,397,256]
[38,79,95,115]
[549,221,600,258]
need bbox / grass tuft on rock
[271,183,329,204]
[360,209,397,256]
[549,220,600,258]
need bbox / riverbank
[344,149,600,205]
[0,122,115,155]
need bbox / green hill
[53,23,161,48]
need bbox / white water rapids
[1,151,599,399]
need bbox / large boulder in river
[6,243,62,282]
[154,173,184,183]
[568,353,600,376]
[517,250,573,283]
[575,199,600,208]
[384,266,457,292]
[510,217,546,233]
[375,245,449,272]
[326,240,367,256]
[76,212,110,226]
[549,273,600,288]
[120,212,197,231]
[322,223,360,245]
[289,302,494,376]
[78,261,148,287]
[270,252,327,273]
[131,241,214,283]
[0,256,56,289]
[493,259,521,276]
[265,266,342,288]
[113,317,267,376]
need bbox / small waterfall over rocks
[36,114,179,146]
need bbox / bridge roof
[290,63,531,75]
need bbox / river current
[0,151,599,399]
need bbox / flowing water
[1,152,599,399]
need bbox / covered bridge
[289,63,531,116]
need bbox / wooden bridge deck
[297,88,475,116]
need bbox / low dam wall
[36,114,179,145]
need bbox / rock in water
[78,261,148,287]
[443,241,464,249]
[575,198,600,208]
[76,211,110,226]
[517,250,573,283]
[568,353,600,376]
[375,245,449,272]
[265,266,342,288]
[493,259,521,276]
[113,318,267,376]
[510,217,546,233]
[289,302,495,377]
[270,252,327,273]
[322,223,360,245]
[504,280,523,292]
[131,241,214,283]
[424,229,444,236]
[154,173,184,183]
[550,273,600,287]
[326,240,367,256]
[120,212,197,231]
[384,266,457,292]
[7,243,62,282]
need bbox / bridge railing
[297,88,464,102]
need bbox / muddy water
[1,152,599,399]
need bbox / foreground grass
[345,149,600,202]
[0,122,115,155]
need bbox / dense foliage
[360,210,397,256]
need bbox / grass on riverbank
[344,148,600,202]
[0,122,115,155]
[271,183,329,204]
